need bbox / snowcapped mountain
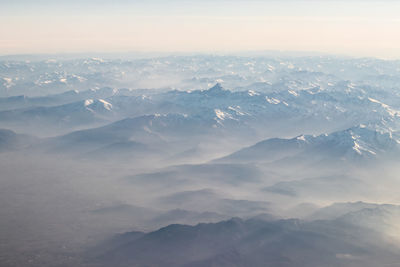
[4,55,400,267]
[0,86,118,111]
[2,73,400,138]
[218,125,400,164]
[3,80,400,163]
[0,98,116,135]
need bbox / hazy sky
[1,0,400,58]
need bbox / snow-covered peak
[84,99,113,111]
[295,134,312,143]
[312,125,399,157]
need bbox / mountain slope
[92,217,400,267]
[217,125,400,165]
[0,129,37,151]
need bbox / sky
[1,0,400,58]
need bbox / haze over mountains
[1,55,400,266]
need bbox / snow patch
[296,135,307,142]
[215,109,227,120]
[266,97,281,105]
[368,97,400,117]
[248,90,259,96]
[214,109,234,121]
[2,77,13,88]
[98,99,113,110]
[84,99,94,106]
[228,106,246,116]
[352,141,376,156]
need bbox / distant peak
[295,134,308,142]
[204,83,230,96]
[209,83,225,91]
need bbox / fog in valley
[2,55,400,266]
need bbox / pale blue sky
[1,0,400,58]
